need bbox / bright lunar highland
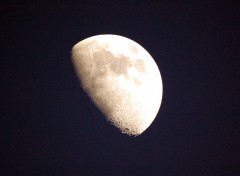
[71,34,162,136]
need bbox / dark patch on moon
[129,46,138,54]
[135,59,145,72]
[134,78,142,86]
[110,54,133,76]
[90,48,146,92]
[93,50,113,66]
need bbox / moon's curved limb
[71,34,162,136]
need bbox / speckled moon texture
[71,34,162,136]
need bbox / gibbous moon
[71,34,162,136]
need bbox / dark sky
[2,1,240,175]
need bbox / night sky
[2,1,240,175]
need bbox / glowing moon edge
[71,34,163,136]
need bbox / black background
[2,1,240,175]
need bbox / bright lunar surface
[71,34,162,136]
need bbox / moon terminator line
[71,34,163,136]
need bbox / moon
[71,34,163,136]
